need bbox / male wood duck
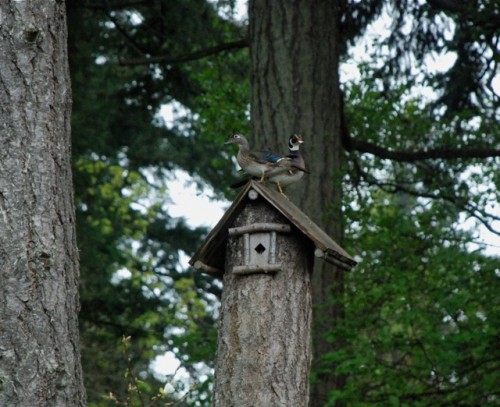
[225,133,282,181]
[268,133,308,195]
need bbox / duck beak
[292,134,304,144]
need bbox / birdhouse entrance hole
[228,223,291,275]
[254,243,266,254]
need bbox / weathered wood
[189,181,356,273]
[190,182,356,405]
[228,222,291,235]
[193,261,223,275]
[213,200,313,406]
[232,264,282,275]
[253,182,356,268]
[315,248,353,270]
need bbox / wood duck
[225,134,283,181]
[268,133,308,195]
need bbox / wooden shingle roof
[189,180,357,275]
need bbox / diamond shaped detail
[254,243,266,254]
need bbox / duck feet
[276,183,288,199]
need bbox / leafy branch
[104,336,193,406]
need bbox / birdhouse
[189,180,356,406]
[189,180,356,276]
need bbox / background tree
[65,0,498,405]
[248,1,346,403]
[0,1,86,405]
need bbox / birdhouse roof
[189,180,357,276]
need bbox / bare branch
[376,181,499,235]
[119,39,248,66]
[339,90,500,163]
[349,156,500,235]
[345,138,500,162]
[426,0,467,14]
[83,1,150,10]
[105,11,148,58]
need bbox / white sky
[167,170,227,228]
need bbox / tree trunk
[248,0,345,405]
[0,1,86,406]
[214,200,313,406]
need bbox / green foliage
[74,156,163,403]
[344,69,499,235]
[189,51,251,195]
[90,336,187,407]
[329,63,500,404]
[345,0,499,117]
[74,153,219,404]
[67,1,247,404]
[334,188,500,405]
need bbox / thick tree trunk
[0,1,86,406]
[248,0,345,405]
[214,200,313,406]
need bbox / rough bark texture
[248,1,345,405]
[214,200,313,406]
[0,1,86,406]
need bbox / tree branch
[426,0,500,31]
[105,11,149,58]
[83,1,150,10]
[119,39,248,66]
[345,138,500,162]
[339,76,500,164]
[350,156,500,235]
[426,0,467,15]
[379,181,499,235]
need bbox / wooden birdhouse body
[189,180,356,406]
[216,199,313,406]
[225,199,312,275]
[190,180,356,276]
[228,221,292,274]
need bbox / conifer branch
[119,39,248,66]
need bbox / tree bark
[214,200,313,406]
[0,1,86,406]
[248,1,345,405]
